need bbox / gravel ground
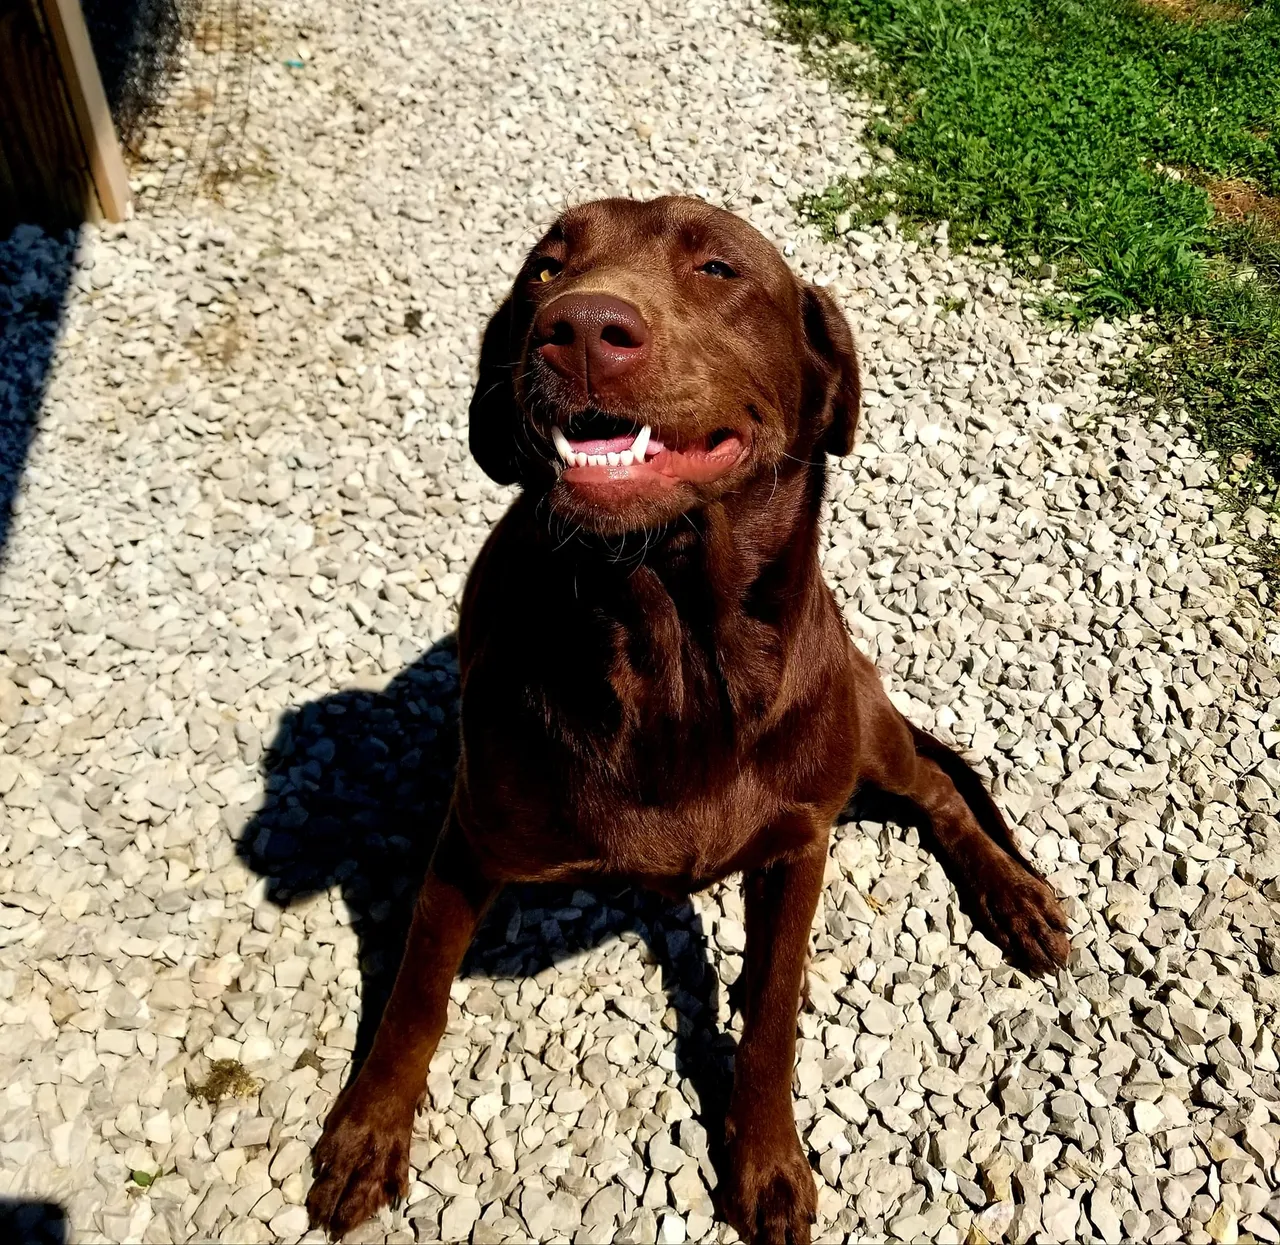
[3,0,1280,1242]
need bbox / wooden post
[0,0,131,232]
[41,0,131,221]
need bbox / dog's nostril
[534,294,649,382]
[600,324,639,349]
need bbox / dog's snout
[535,292,650,387]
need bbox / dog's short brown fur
[306,197,1070,1244]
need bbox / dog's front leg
[307,814,497,1239]
[724,832,827,1245]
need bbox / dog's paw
[978,864,1071,976]
[722,1123,817,1245]
[307,1083,412,1241]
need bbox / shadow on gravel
[238,634,737,1180]
[1,0,186,566]
[0,228,77,564]
[0,1197,68,1245]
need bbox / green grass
[777,0,1280,571]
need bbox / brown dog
[305,196,1070,1244]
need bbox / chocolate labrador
[305,196,1070,1243]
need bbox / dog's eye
[532,258,562,284]
[698,260,738,279]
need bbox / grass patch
[778,0,1280,569]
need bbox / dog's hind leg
[856,667,1070,975]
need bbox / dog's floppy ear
[801,283,861,458]
[468,293,524,485]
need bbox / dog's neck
[538,458,829,731]
[488,458,834,749]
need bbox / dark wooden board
[0,0,130,233]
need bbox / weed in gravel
[189,1059,261,1105]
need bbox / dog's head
[469,196,860,534]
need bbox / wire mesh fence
[82,0,259,213]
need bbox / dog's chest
[578,771,817,888]
[462,617,805,885]
[458,532,835,885]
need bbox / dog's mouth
[546,410,748,489]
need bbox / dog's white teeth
[558,429,649,469]
[551,426,574,465]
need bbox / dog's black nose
[534,293,650,389]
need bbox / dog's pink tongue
[567,434,637,455]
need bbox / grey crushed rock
[1,0,1279,1241]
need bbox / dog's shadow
[237,634,738,1185]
